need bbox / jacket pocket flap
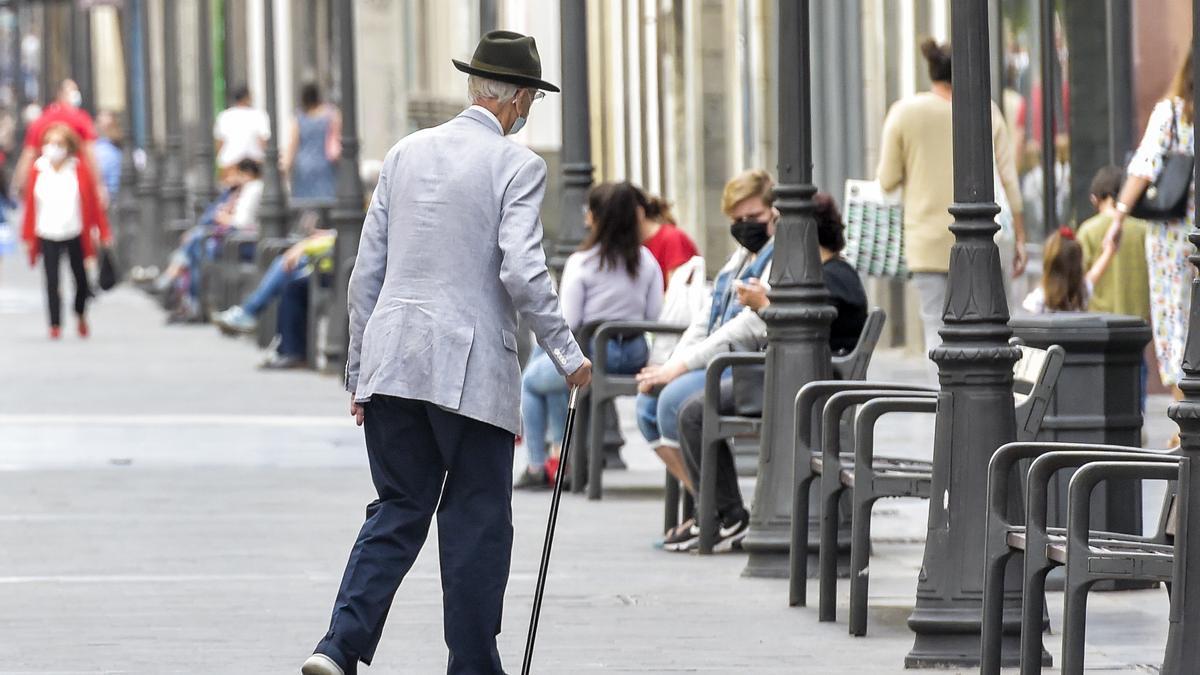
[502,330,518,353]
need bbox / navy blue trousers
[316,395,515,674]
[276,274,308,358]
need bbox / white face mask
[42,143,68,163]
[67,90,82,108]
[506,92,528,136]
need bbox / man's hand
[566,359,592,389]
[350,395,364,426]
[735,278,770,311]
[635,360,687,394]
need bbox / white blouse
[33,156,83,242]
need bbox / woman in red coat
[21,123,111,339]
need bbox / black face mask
[730,219,770,253]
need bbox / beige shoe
[301,654,344,675]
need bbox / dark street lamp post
[324,0,364,374]
[258,0,287,238]
[159,0,187,224]
[193,0,218,212]
[552,0,593,272]
[905,0,1022,667]
[1162,3,1200,669]
[740,0,835,579]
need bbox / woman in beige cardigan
[876,39,1027,359]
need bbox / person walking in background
[214,85,271,180]
[1077,165,1152,411]
[93,111,123,202]
[516,181,663,490]
[302,31,590,675]
[10,80,102,203]
[1106,46,1195,427]
[876,38,1026,358]
[281,83,341,202]
[635,190,698,288]
[19,124,111,339]
[1021,226,1116,314]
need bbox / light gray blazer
[345,107,584,435]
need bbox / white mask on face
[67,90,82,108]
[42,143,68,163]
[506,92,527,136]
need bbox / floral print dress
[1127,97,1195,387]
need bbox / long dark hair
[582,181,642,278]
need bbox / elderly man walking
[302,31,591,675]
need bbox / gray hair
[467,75,520,104]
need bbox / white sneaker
[301,653,344,675]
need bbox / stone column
[136,0,162,269]
[551,0,593,272]
[740,0,836,580]
[324,0,365,374]
[193,0,218,212]
[71,2,93,115]
[1039,0,1058,230]
[158,0,187,224]
[1162,4,1200,668]
[905,0,1022,667]
[1106,0,1134,165]
[117,1,141,265]
[258,0,288,238]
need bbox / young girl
[21,123,111,338]
[1022,226,1117,314]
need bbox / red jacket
[21,157,111,267]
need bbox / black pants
[40,236,90,327]
[677,381,745,520]
[316,395,516,675]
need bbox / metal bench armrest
[591,320,687,374]
[852,397,938,468]
[820,389,937,475]
[794,380,936,451]
[1068,460,1188,554]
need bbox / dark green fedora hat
[453,30,560,93]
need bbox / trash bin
[1010,313,1152,590]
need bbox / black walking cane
[521,385,581,675]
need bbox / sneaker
[514,467,550,491]
[214,306,257,335]
[49,325,61,340]
[662,518,699,552]
[713,509,750,553]
[260,353,305,370]
[77,316,89,338]
[301,653,345,675]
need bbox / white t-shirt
[1022,281,1093,314]
[228,179,264,230]
[33,156,83,241]
[214,105,272,168]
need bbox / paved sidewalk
[0,258,1176,673]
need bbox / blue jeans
[243,254,311,316]
[521,337,649,470]
[635,368,729,448]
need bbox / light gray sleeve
[643,254,664,320]
[678,307,768,371]
[498,155,585,376]
[344,151,392,394]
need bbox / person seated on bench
[665,192,868,552]
[212,228,335,337]
[156,158,264,321]
[634,169,777,515]
[516,181,664,490]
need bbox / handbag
[98,247,120,291]
[1131,104,1193,221]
